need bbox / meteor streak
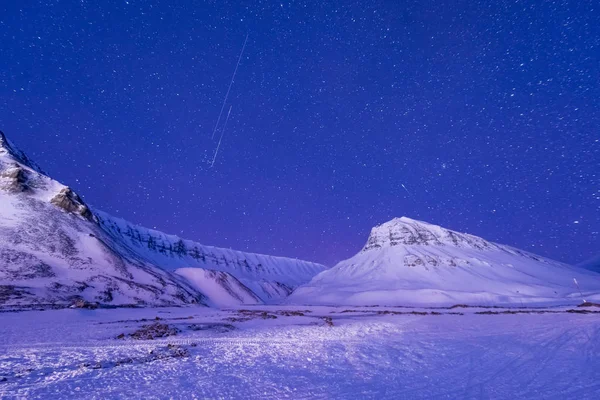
[211,34,248,140]
[210,105,232,167]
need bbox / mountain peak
[0,131,46,174]
[0,131,95,220]
[362,217,497,251]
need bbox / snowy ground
[1,305,600,399]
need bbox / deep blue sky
[1,1,598,266]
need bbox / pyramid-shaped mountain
[289,217,600,306]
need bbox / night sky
[1,1,598,266]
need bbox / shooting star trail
[210,105,232,168]
[211,34,248,139]
[401,184,411,195]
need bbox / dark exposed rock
[275,310,308,316]
[127,323,180,340]
[566,309,600,314]
[239,309,278,319]
[578,301,600,308]
[404,254,424,267]
[377,310,428,316]
[187,323,235,333]
[70,298,99,309]
[449,304,470,309]
[80,344,190,371]
[0,285,34,305]
[50,187,95,222]
[226,309,279,322]
[0,249,55,279]
[0,164,30,193]
[474,310,560,315]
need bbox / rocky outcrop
[0,164,30,193]
[50,187,95,222]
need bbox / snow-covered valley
[3,131,600,399]
[2,305,600,399]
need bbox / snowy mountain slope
[0,132,207,307]
[95,210,324,303]
[0,131,325,307]
[175,268,262,307]
[289,217,600,306]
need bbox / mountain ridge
[0,131,46,174]
[0,131,326,308]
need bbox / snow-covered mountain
[94,210,324,305]
[0,131,325,308]
[289,217,600,306]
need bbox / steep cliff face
[95,210,326,303]
[97,212,323,280]
[0,131,326,308]
[289,217,600,307]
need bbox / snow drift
[289,217,600,306]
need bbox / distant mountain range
[289,217,600,306]
[2,131,598,309]
[0,131,325,308]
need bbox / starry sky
[1,0,598,266]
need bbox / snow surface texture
[0,132,325,308]
[289,217,600,306]
[1,305,600,399]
